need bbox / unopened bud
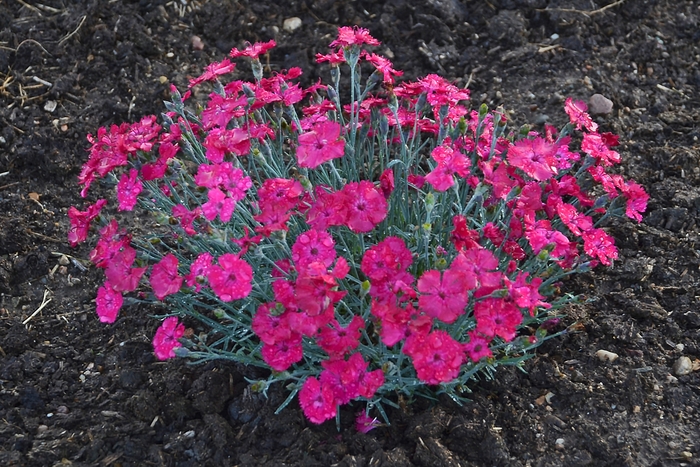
[479,103,489,119]
[424,192,435,216]
[250,381,267,393]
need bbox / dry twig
[22,289,52,325]
[537,0,626,18]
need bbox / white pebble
[673,356,693,376]
[596,349,619,363]
[283,17,302,33]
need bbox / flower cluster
[69,26,648,426]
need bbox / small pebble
[191,35,204,50]
[37,425,48,434]
[588,93,614,115]
[283,17,302,33]
[58,254,70,266]
[555,438,565,450]
[596,349,619,363]
[673,356,693,376]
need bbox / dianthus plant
[69,27,648,426]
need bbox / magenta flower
[474,298,523,341]
[229,39,276,59]
[417,269,470,324]
[96,283,123,323]
[67,199,107,246]
[116,168,143,211]
[355,412,382,434]
[149,254,184,300]
[296,121,345,169]
[403,330,465,385]
[260,335,304,371]
[207,254,253,302]
[564,97,598,132]
[582,228,618,266]
[581,132,620,166]
[184,252,213,292]
[291,229,336,271]
[201,188,236,223]
[153,316,186,360]
[298,377,337,425]
[507,137,558,181]
[341,181,387,233]
[463,331,493,362]
[329,26,380,48]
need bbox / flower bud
[360,280,371,298]
[424,192,435,216]
[250,380,267,393]
[251,59,263,82]
[173,347,190,357]
[479,103,489,119]
[326,85,338,101]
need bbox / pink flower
[361,236,413,283]
[417,269,470,324]
[68,199,107,246]
[317,316,365,358]
[507,137,558,181]
[329,26,380,48]
[252,302,295,345]
[450,215,481,251]
[142,142,178,181]
[304,187,348,231]
[188,58,236,88]
[463,331,492,362]
[581,228,618,266]
[617,179,648,222]
[341,181,388,233]
[104,247,147,292]
[152,316,186,360]
[184,252,213,292]
[298,377,337,425]
[260,335,304,371]
[379,168,395,198]
[203,128,251,163]
[116,168,143,211]
[257,178,304,213]
[229,39,276,59]
[425,144,470,191]
[201,94,247,129]
[564,97,598,132]
[474,298,523,341]
[363,52,403,85]
[208,254,253,302]
[90,220,130,269]
[355,412,382,434]
[315,49,346,64]
[296,121,345,168]
[526,219,571,258]
[505,272,550,316]
[291,229,337,271]
[149,254,184,300]
[201,188,236,223]
[96,283,123,323]
[581,133,621,166]
[172,204,201,236]
[403,330,465,385]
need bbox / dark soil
[1,0,699,466]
